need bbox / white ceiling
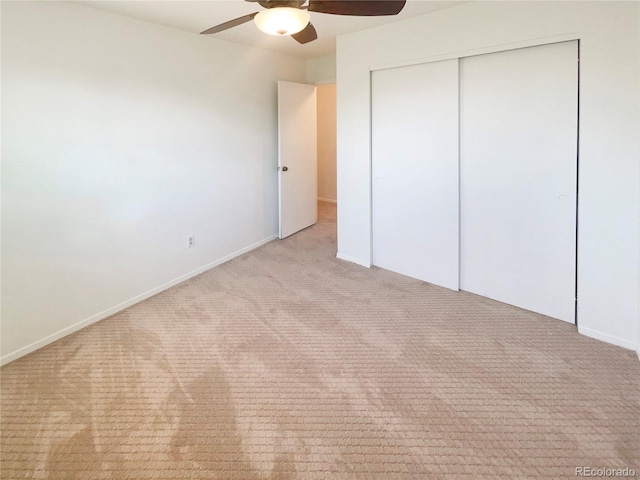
[78,0,467,60]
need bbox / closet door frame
[368,36,580,322]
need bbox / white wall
[336,1,640,350]
[316,84,337,203]
[1,1,306,362]
[306,54,336,85]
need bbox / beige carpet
[2,202,639,479]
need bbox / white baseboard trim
[577,325,637,351]
[317,197,337,204]
[336,252,371,268]
[0,234,278,366]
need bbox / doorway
[277,81,337,239]
[316,83,337,206]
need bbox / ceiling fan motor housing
[258,0,307,9]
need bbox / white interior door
[278,81,317,239]
[459,41,578,322]
[372,60,460,290]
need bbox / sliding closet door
[372,60,459,290]
[460,41,578,322]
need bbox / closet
[372,41,578,323]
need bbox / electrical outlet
[188,235,195,248]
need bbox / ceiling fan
[200,0,407,44]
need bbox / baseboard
[336,252,371,268]
[318,197,337,204]
[577,325,637,351]
[0,234,278,366]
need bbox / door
[278,81,317,239]
[459,41,578,322]
[372,60,460,290]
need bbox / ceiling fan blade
[200,12,259,35]
[308,0,406,16]
[292,22,318,44]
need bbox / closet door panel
[372,60,459,290]
[460,41,578,322]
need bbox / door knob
[282,166,288,172]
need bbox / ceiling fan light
[254,7,310,36]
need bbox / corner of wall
[306,54,336,85]
[336,252,371,269]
